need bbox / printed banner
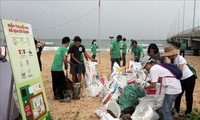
[1,19,51,120]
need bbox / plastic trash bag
[131,105,159,120]
[86,76,104,97]
[131,96,162,120]
[84,61,97,87]
[127,61,142,73]
[102,81,118,105]
[111,62,122,78]
[96,101,120,120]
[118,84,145,112]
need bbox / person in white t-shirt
[141,56,182,120]
[161,45,196,115]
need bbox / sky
[0,0,200,40]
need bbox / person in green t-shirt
[131,40,144,62]
[110,35,122,69]
[179,43,186,57]
[121,38,127,66]
[91,39,98,60]
[51,37,70,102]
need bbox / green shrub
[181,102,200,120]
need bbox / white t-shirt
[150,64,182,95]
[174,55,193,80]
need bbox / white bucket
[106,101,121,119]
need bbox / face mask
[93,42,96,44]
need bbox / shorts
[70,63,83,74]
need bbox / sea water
[41,39,167,52]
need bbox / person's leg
[131,52,134,61]
[51,71,58,97]
[116,58,120,67]
[77,64,83,83]
[183,50,185,57]
[58,71,65,99]
[81,62,85,77]
[70,64,78,83]
[185,75,196,114]
[77,73,82,83]
[122,53,126,66]
[162,94,178,120]
[92,55,95,59]
[174,80,185,113]
[51,71,56,96]
[111,58,115,71]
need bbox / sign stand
[6,75,14,120]
[1,19,51,120]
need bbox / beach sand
[41,51,200,120]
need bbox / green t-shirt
[180,43,186,51]
[131,45,144,61]
[122,42,127,53]
[51,46,68,71]
[70,43,84,62]
[111,41,121,58]
[91,44,97,55]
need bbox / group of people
[110,35,196,119]
[36,36,97,102]
[36,35,196,118]
[50,36,94,102]
[141,44,196,120]
[110,35,144,69]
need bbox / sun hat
[161,45,179,56]
[141,56,151,68]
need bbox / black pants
[180,50,185,57]
[174,75,196,114]
[92,55,96,60]
[51,71,65,99]
[111,58,120,70]
[122,53,126,66]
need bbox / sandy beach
[41,51,200,120]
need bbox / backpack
[159,63,183,79]
[187,64,197,79]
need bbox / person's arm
[71,53,81,64]
[110,48,112,60]
[63,55,69,64]
[178,64,184,71]
[36,39,46,49]
[128,44,132,52]
[132,52,135,61]
[144,82,156,89]
[83,52,94,61]
[121,44,124,50]
[40,41,46,49]
[139,51,143,61]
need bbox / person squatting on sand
[161,45,196,115]
[34,38,46,71]
[141,56,182,120]
[51,37,70,102]
[110,35,122,69]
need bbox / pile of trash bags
[84,60,165,120]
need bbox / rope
[33,7,98,31]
